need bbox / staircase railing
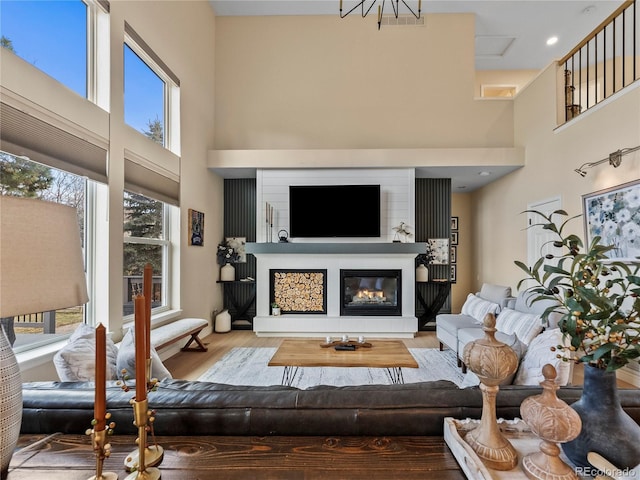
[560,0,638,123]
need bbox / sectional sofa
[19,378,640,436]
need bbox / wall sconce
[574,146,640,177]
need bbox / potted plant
[515,209,640,469]
[416,247,434,283]
[271,302,281,316]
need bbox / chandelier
[340,0,422,30]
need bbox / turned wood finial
[462,313,519,471]
[520,364,582,480]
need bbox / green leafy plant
[271,302,279,309]
[515,209,640,371]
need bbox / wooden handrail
[559,0,634,64]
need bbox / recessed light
[546,36,558,46]
[479,171,491,176]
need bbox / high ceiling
[210,0,624,70]
[208,0,625,190]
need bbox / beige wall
[472,64,640,294]
[214,14,514,150]
[108,1,223,333]
[474,69,539,98]
[450,193,472,313]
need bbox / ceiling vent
[380,15,425,26]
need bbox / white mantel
[247,242,426,338]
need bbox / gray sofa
[20,378,640,436]
[436,283,513,363]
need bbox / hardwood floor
[163,329,637,388]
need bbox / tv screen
[289,184,380,238]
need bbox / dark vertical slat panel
[223,179,257,322]
[415,179,451,328]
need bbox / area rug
[197,347,480,389]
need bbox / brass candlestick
[124,399,161,480]
[124,360,164,473]
[86,419,118,480]
[520,364,582,480]
[462,313,519,471]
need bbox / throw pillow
[495,307,544,346]
[513,328,571,386]
[461,293,500,323]
[53,324,119,382]
[116,328,172,381]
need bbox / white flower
[616,208,632,223]
[624,188,640,208]
[601,197,615,212]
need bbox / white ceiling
[208,0,624,190]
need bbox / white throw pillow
[53,324,119,381]
[461,293,500,323]
[116,328,172,381]
[495,307,544,346]
[514,328,571,386]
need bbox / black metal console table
[416,280,451,331]
[217,280,256,330]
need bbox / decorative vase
[562,364,640,470]
[215,309,231,333]
[0,326,22,480]
[220,263,235,282]
[272,307,281,316]
[416,264,429,282]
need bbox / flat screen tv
[289,184,380,238]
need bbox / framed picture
[451,216,459,231]
[226,237,247,263]
[188,209,204,246]
[450,246,457,263]
[450,264,457,283]
[451,231,459,245]
[427,238,450,264]
[582,179,640,261]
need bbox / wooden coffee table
[268,339,419,386]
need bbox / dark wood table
[10,433,466,479]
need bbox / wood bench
[150,317,209,353]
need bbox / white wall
[256,168,415,243]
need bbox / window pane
[124,44,165,145]
[0,0,87,98]
[123,192,164,240]
[123,191,166,317]
[0,151,87,351]
[123,244,163,316]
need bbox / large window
[123,191,170,317]
[0,151,88,353]
[124,44,165,145]
[0,0,88,98]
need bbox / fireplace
[340,269,401,316]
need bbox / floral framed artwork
[427,238,450,264]
[188,209,204,246]
[582,179,640,261]
[226,237,247,263]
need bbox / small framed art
[451,231,459,246]
[188,209,204,246]
[450,246,457,263]
[451,216,459,231]
[450,264,457,283]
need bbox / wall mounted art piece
[226,237,247,263]
[451,231,459,245]
[582,179,640,261]
[450,264,457,283]
[270,269,327,314]
[427,238,450,264]
[188,209,204,246]
[451,216,459,231]
[450,246,457,263]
